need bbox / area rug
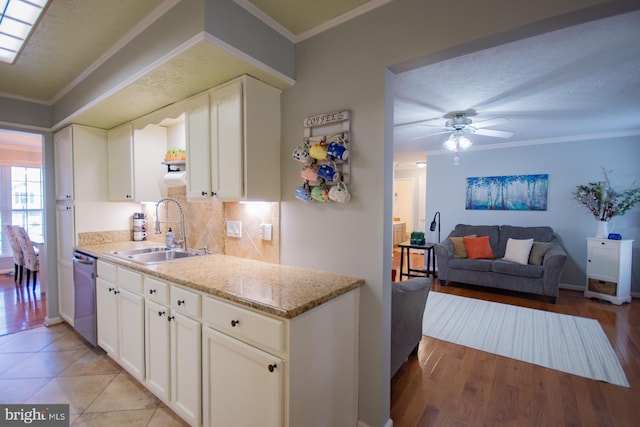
[422,292,629,387]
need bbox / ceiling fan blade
[403,130,449,142]
[474,128,514,138]
[394,117,441,128]
[473,117,509,128]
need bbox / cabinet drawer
[97,260,117,283]
[171,285,201,319]
[203,297,284,354]
[588,278,617,296]
[118,267,143,294]
[144,276,169,305]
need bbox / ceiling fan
[416,111,515,140]
[398,110,515,165]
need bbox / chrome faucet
[154,197,187,250]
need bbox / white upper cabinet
[107,123,135,201]
[214,75,281,201]
[54,125,108,201]
[187,75,281,202]
[185,92,212,201]
[108,122,166,202]
[133,124,166,202]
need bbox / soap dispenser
[166,227,175,248]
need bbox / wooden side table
[397,242,437,281]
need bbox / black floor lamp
[429,211,441,243]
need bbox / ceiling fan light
[458,135,472,150]
[443,135,458,151]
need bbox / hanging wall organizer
[293,110,351,203]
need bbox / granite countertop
[76,241,363,319]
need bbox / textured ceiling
[72,40,294,129]
[393,10,640,165]
[0,0,165,102]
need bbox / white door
[171,312,201,426]
[211,80,243,200]
[107,123,134,201]
[145,299,171,402]
[202,327,283,427]
[54,127,74,201]
[185,92,211,201]
[118,288,145,381]
[96,277,119,357]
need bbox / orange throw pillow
[450,234,476,258]
[463,236,495,259]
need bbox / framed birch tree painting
[466,174,548,211]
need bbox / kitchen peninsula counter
[76,241,363,319]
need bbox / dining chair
[4,225,24,286]
[13,226,39,291]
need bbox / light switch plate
[226,221,242,238]
[259,223,273,241]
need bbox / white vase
[595,221,609,238]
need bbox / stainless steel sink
[109,247,205,264]
[109,246,169,257]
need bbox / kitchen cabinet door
[54,125,108,201]
[202,327,283,427]
[209,75,281,201]
[132,124,166,202]
[107,123,134,201]
[145,299,171,402]
[96,277,119,357]
[119,287,145,381]
[170,311,201,426]
[185,92,211,201]
[210,80,243,200]
[54,127,74,201]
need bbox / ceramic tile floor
[0,323,188,426]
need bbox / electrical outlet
[260,223,273,241]
[226,221,242,238]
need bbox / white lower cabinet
[96,259,359,427]
[96,276,119,357]
[144,277,201,427]
[202,327,283,427]
[118,287,145,381]
[144,299,170,402]
[96,260,119,357]
[96,262,145,381]
[170,311,201,426]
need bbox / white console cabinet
[584,238,633,305]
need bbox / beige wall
[280,0,618,425]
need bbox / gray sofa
[434,224,567,303]
[391,277,431,378]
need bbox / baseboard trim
[44,316,63,327]
[559,283,638,299]
[357,419,393,427]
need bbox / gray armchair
[391,277,431,378]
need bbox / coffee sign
[303,110,350,128]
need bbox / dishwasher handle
[73,253,96,265]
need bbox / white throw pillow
[503,238,534,265]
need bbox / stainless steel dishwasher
[72,251,97,346]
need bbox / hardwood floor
[391,280,640,427]
[0,272,46,336]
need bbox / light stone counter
[76,241,363,319]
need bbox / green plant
[573,168,640,221]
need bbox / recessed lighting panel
[0,0,49,64]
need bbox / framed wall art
[466,174,548,211]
